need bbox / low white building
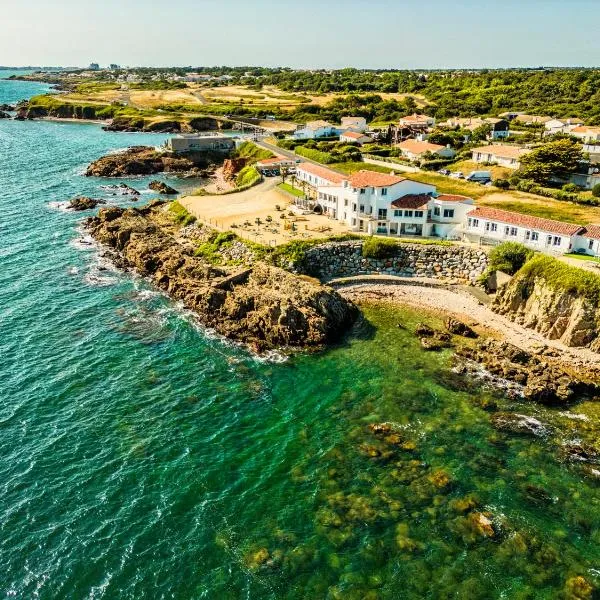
[544,118,584,135]
[295,162,346,193]
[570,126,600,143]
[471,144,530,169]
[166,134,235,154]
[340,116,367,133]
[464,207,584,254]
[396,139,456,161]
[255,156,296,172]
[293,120,338,140]
[339,130,373,145]
[575,225,600,256]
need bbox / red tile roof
[391,194,430,209]
[436,194,473,203]
[341,131,366,140]
[397,139,446,155]
[296,162,346,184]
[349,170,406,188]
[467,207,584,236]
[583,225,600,240]
[257,156,290,165]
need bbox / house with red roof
[396,139,456,161]
[464,207,585,253]
[339,130,373,145]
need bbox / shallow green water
[1,73,599,599]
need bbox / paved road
[255,140,348,175]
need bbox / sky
[2,0,600,69]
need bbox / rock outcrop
[68,196,106,211]
[149,180,179,195]
[0,111,10,119]
[85,202,358,351]
[493,258,600,350]
[457,339,600,405]
[85,146,220,178]
[222,158,247,181]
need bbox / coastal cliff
[85,202,357,352]
[493,255,600,351]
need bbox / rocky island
[85,201,358,352]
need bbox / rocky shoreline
[85,146,220,178]
[84,202,358,352]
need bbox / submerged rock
[0,111,10,119]
[491,412,549,437]
[148,180,179,195]
[84,203,357,351]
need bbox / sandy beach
[335,277,600,371]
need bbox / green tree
[593,183,600,198]
[488,242,534,275]
[518,139,586,185]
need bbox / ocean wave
[47,201,71,213]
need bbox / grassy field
[564,253,600,262]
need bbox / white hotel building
[296,163,473,239]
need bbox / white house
[339,130,373,145]
[574,225,600,256]
[293,120,338,139]
[340,116,367,133]
[396,139,456,161]
[399,113,435,130]
[544,118,584,135]
[570,126,600,143]
[464,207,584,254]
[471,144,530,169]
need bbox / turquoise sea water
[1,72,600,599]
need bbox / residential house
[574,225,600,256]
[293,120,338,140]
[570,126,600,143]
[544,118,584,135]
[340,116,368,133]
[442,117,510,140]
[165,134,235,154]
[471,144,530,169]
[464,207,583,254]
[399,113,435,130]
[563,165,600,190]
[339,130,373,145]
[397,139,456,161]
[513,114,552,126]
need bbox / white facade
[397,140,456,161]
[471,145,528,169]
[340,116,368,133]
[293,121,338,140]
[339,131,373,145]
[464,208,583,254]
[570,127,600,143]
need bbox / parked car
[438,169,451,176]
[449,171,464,179]
[466,170,492,183]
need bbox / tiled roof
[436,194,473,203]
[391,194,430,209]
[397,139,446,155]
[471,144,529,160]
[467,207,584,236]
[399,113,431,124]
[572,126,600,134]
[296,162,346,184]
[349,170,406,188]
[340,131,366,140]
[582,224,600,240]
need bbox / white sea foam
[47,201,71,213]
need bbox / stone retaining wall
[301,241,488,282]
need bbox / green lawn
[564,253,600,262]
[278,182,304,197]
[331,161,395,175]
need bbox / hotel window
[394,210,402,217]
[381,188,388,196]
[589,239,594,250]
[531,232,539,241]
[509,227,517,236]
[352,188,357,193]
[491,223,497,232]
[360,189,366,194]
[547,235,553,245]
[344,199,349,206]
[352,204,357,211]
[378,208,388,219]
[352,218,356,226]
[443,209,455,218]
[473,218,479,227]
[434,207,441,216]
[553,236,561,246]
[415,211,424,218]
[525,230,530,240]
[485,222,490,231]
[360,205,365,213]
[404,210,413,217]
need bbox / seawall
[299,241,488,283]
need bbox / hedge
[294,145,336,164]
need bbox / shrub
[593,183,600,198]
[169,202,197,226]
[233,141,273,163]
[493,178,510,189]
[295,145,336,164]
[562,183,580,193]
[362,237,399,259]
[236,166,261,188]
[488,242,534,275]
